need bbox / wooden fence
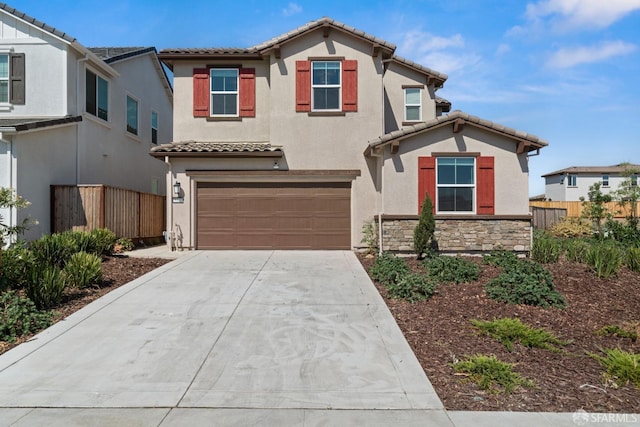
[529,201,640,219]
[51,185,165,239]
[530,206,567,230]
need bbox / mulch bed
[0,256,170,355]
[358,254,640,413]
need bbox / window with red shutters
[295,59,358,112]
[193,67,255,118]
[418,156,495,215]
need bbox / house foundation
[377,215,532,254]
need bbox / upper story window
[86,69,109,121]
[437,157,475,213]
[602,174,609,187]
[567,174,577,187]
[0,53,25,105]
[210,68,238,116]
[404,88,422,121]
[126,94,139,135]
[312,61,341,111]
[632,174,638,187]
[151,111,158,144]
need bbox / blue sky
[13,0,640,196]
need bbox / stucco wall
[383,61,437,133]
[545,173,629,201]
[381,125,531,217]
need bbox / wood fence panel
[529,201,640,219]
[530,206,567,230]
[51,185,165,239]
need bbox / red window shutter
[477,156,495,215]
[295,60,311,112]
[418,156,436,214]
[193,68,209,117]
[239,68,255,117]
[342,59,357,112]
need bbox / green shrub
[64,252,102,289]
[483,250,520,269]
[387,273,437,302]
[414,193,435,258]
[26,265,67,309]
[0,245,34,290]
[452,354,533,394]
[370,252,410,286]
[585,242,623,278]
[604,219,640,247]
[0,291,52,342]
[424,255,480,284]
[63,230,93,253]
[531,233,562,264]
[29,233,76,268]
[596,325,638,341]
[590,348,640,389]
[88,228,116,256]
[563,239,591,263]
[472,318,569,352]
[625,247,640,273]
[549,217,592,238]
[360,220,378,256]
[484,260,566,308]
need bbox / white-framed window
[632,174,638,187]
[126,94,139,135]
[567,174,577,187]
[602,175,609,187]
[436,157,475,213]
[0,54,9,103]
[151,110,158,144]
[210,68,238,116]
[312,61,341,111]
[404,88,421,121]
[86,69,109,121]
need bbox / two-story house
[0,4,172,241]
[153,18,546,253]
[542,164,640,201]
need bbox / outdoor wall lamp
[173,181,181,196]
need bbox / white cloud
[396,30,479,75]
[546,40,636,68]
[525,0,640,30]
[496,43,511,55]
[282,2,302,17]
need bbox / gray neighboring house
[0,3,172,241]
[543,164,640,201]
[153,17,547,253]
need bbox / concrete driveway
[0,251,451,426]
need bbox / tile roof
[151,141,283,157]
[0,116,82,132]
[0,3,76,43]
[251,17,396,52]
[368,110,548,151]
[390,55,448,85]
[542,164,640,177]
[436,96,451,112]
[88,47,156,63]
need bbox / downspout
[370,147,384,255]
[164,156,175,251]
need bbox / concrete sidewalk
[0,250,637,426]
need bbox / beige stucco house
[153,17,547,253]
[0,4,172,241]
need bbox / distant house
[542,164,640,201]
[0,4,172,241]
[153,17,547,253]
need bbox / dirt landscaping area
[358,254,640,413]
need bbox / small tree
[0,188,31,286]
[580,182,612,238]
[414,193,435,259]
[613,163,640,228]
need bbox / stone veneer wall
[378,216,532,253]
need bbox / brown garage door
[197,182,351,249]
